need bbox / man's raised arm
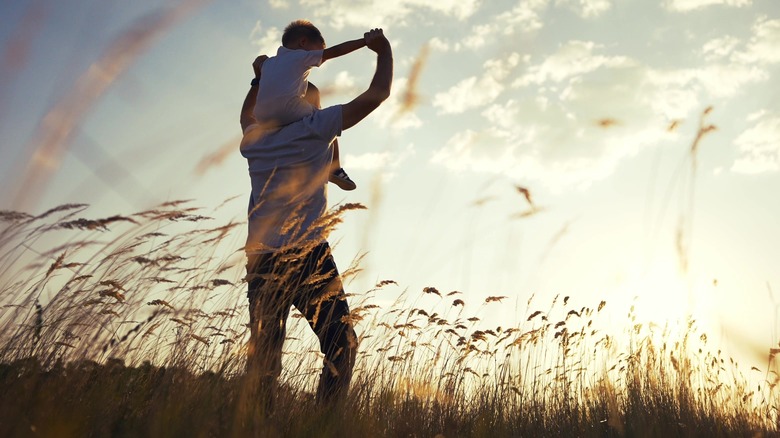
[341,29,393,131]
[240,55,267,132]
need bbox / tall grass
[0,200,777,437]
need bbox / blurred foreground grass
[0,201,777,437]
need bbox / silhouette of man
[238,28,393,407]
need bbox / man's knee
[321,320,357,364]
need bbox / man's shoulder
[242,106,341,154]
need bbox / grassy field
[0,201,777,437]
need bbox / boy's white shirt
[253,46,324,125]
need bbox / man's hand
[364,28,389,54]
[252,55,268,78]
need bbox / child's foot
[329,168,357,191]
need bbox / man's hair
[282,20,324,47]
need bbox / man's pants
[245,242,356,406]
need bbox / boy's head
[282,20,325,51]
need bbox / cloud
[429,22,779,190]
[701,36,741,61]
[431,59,677,191]
[430,41,695,191]
[371,77,424,130]
[430,14,780,190]
[249,21,282,55]
[555,0,612,18]
[640,71,701,119]
[420,0,550,52]
[738,16,780,65]
[513,40,633,87]
[462,24,495,50]
[664,0,751,12]
[699,17,780,67]
[460,0,549,50]
[317,70,361,99]
[683,16,780,98]
[300,0,481,29]
[268,0,289,8]
[694,64,768,97]
[496,0,550,33]
[344,143,416,170]
[430,103,668,192]
[343,143,416,182]
[731,112,780,174]
[427,37,451,52]
[433,53,522,114]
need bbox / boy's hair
[282,20,324,47]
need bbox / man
[238,28,392,407]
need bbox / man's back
[241,104,342,253]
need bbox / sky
[1,0,779,369]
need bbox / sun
[606,256,717,330]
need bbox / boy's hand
[364,28,389,53]
[252,55,268,77]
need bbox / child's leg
[305,83,354,191]
[331,139,342,172]
[328,139,357,191]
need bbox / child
[253,19,365,191]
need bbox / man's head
[282,20,326,51]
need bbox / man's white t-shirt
[241,105,342,254]
[253,46,324,127]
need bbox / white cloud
[731,113,780,174]
[462,24,494,50]
[333,71,357,90]
[300,0,481,29]
[318,70,360,98]
[431,42,698,190]
[640,63,765,109]
[428,37,451,52]
[344,143,416,182]
[249,21,282,55]
[371,77,424,130]
[513,41,633,87]
[738,16,780,65]
[643,76,701,119]
[746,109,766,122]
[556,0,612,18]
[664,0,751,12]
[431,108,668,192]
[498,0,549,32]
[433,76,497,114]
[344,143,416,170]
[680,17,780,99]
[693,64,768,97]
[700,17,780,66]
[432,12,780,190]
[268,0,289,9]
[431,70,676,192]
[433,53,522,114]
[701,35,741,61]
[426,13,780,190]
[460,0,549,50]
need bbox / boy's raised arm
[321,38,366,63]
